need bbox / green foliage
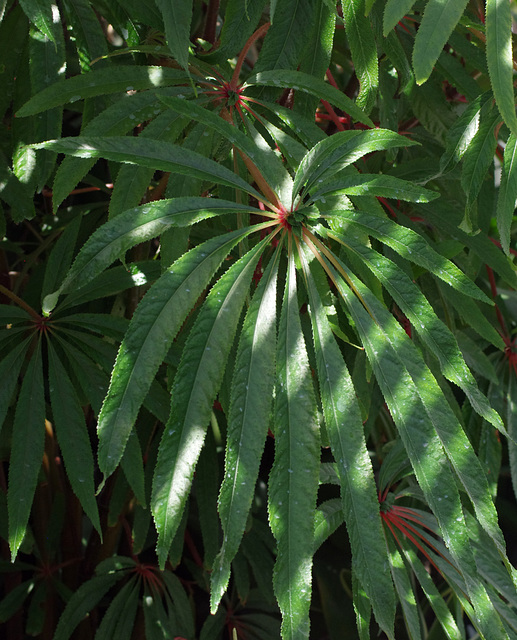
[0,1,516,639]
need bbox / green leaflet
[497,133,517,255]
[47,341,101,534]
[331,232,503,430]
[0,337,31,433]
[152,235,269,567]
[329,209,491,302]
[42,198,262,314]
[400,545,463,640]
[16,66,188,117]
[296,1,335,120]
[331,264,508,640]
[253,0,318,74]
[154,0,192,72]
[440,92,492,174]
[245,69,374,129]
[486,0,517,138]
[293,129,417,204]
[53,573,125,640]
[460,101,500,231]
[413,0,469,85]
[59,0,108,72]
[41,214,81,304]
[8,338,44,559]
[95,576,139,640]
[19,0,57,43]
[210,248,280,612]
[382,0,416,35]
[107,109,191,217]
[299,250,395,637]
[98,224,267,482]
[385,538,421,640]
[157,94,293,202]
[31,136,266,214]
[342,0,378,114]
[312,173,439,203]
[268,247,320,640]
[52,88,190,213]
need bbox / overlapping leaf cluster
[0,1,516,639]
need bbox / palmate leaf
[486,0,517,139]
[16,66,188,117]
[342,0,378,114]
[268,246,320,640]
[42,197,261,314]
[98,224,269,482]
[299,248,395,636]
[47,342,101,534]
[245,69,374,128]
[293,130,418,203]
[8,338,45,559]
[152,234,271,567]
[210,247,281,612]
[412,0,469,85]
[496,132,517,255]
[329,263,509,640]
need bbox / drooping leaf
[152,235,270,567]
[18,0,57,43]
[382,0,416,36]
[299,247,395,636]
[486,0,517,138]
[385,537,421,640]
[413,0,469,85]
[211,247,280,612]
[330,263,509,640]
[154,0,192,72]
[496,132,517,255]
[342,0,378,114]
[98,224,269,482]
[53,573,126,640]
[41,214,81,304]
[329,209,491,302]
[47,341,101,533]
[59,0,108,71]
[0,337,31,433]
[268,245,320,639]
[440,92,492,174]
[253,0,318,74]
[332,232,503,429]
[8,338,44,559]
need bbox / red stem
[231,22,270,89]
